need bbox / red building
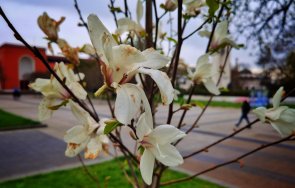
[0,43,53,90]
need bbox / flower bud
[164,0,177,11]
[37,12,65,42]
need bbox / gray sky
[0,0,260,72]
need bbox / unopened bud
[129,131,137,140]
[164,0,177,11]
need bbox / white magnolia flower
[87,14,174,105]
[189,54,220,95]
[184,0,205,16]
[64,101,109,159]
[199,20,239,50]
[116,0,145,37]
[253,87,295,137]
[114,83,152,125]
[136,112,186,185]
[29,62,87,121]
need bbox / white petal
[38,97,54,121]
[252,107,267,122]
[193,54,212,80]
[215,20,228,41]
[29,78,51,92]
[266,106,289,121]
[116,18,144,35]
[272,87,284,109]
[151,144,183,166]
[198,30,211,38]
[138,48,170,69]
[65,138,89,157]
[112,44,146,67]
[114,84,142,125]
[68,82,87,100]
[270,119,295,137]
[220,37,239,49]
[87,14,116,65]
[136,112,153,140]
[203,79,220,95]
[138,68,174,105]
[84,136,103,159]
[140,149,155,185]
[280,108,295,123]
[136,0,143,23]
[69,100,91,124]
[150,124,185,145]
[64,125,89,144]
[111,45,146,83]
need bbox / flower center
[140,136,153,148]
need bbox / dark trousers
[236,113,250,127]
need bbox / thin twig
[183,84,295,159]
[74,0,88,31]
[166,0,183,124]
[161,134,294,186]
[77,154,101,187]
[74,66,99,120]
[183,18,210,40]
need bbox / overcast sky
[0,0,260,72]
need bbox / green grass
[0,109,40,130]
[191,100,243,108]
[0,158,224,188]
[192,100,295,109]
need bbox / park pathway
[0,95,294,188]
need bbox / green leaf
[192,101,205,109]
[206,0,220,17]
[104,119,122,134]
[167,37,178,44]
[47,100,69,110]
[138,145,145,155]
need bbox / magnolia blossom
[188,54,220,95]
[87,14,174,105]
[253,87,295,137]
[29,62,87,120]
[116,0,145,37]
[136,112,186,185]
[37,12,65,42]
[199,20,239,50]
[64,101,109,159]
[184,0,205,16]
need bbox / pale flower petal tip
[253,87,295,137]
[272,87,284,108]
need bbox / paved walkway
[0,95,294,188]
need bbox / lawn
[0,109,41,130]
[192,100,243,108]
[0,158,224,188]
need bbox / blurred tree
[232,0,294,47]
[232,1,295,94]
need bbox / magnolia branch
[175,0,227,128]
[0,6,138,164]
[161,134,294,186]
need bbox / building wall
[0,44,48,90]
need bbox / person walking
[235,100,251,127]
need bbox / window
[19,56,34,80]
